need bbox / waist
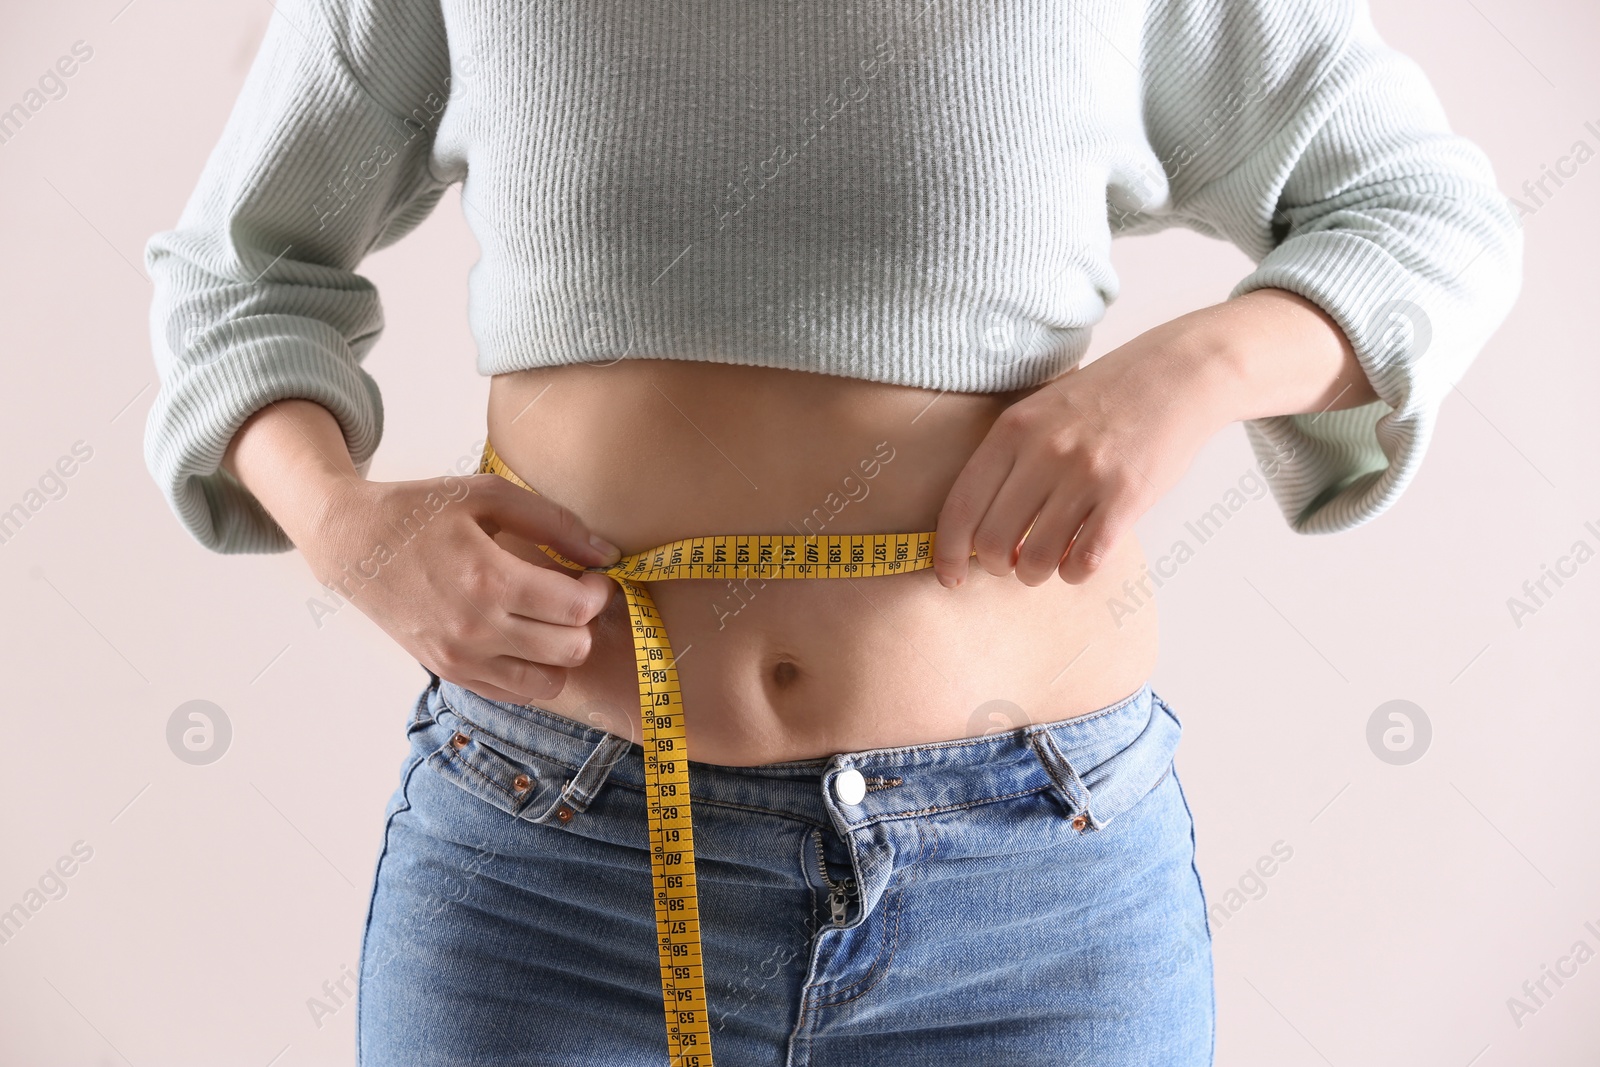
[486,358,1041,549]
[484,359,1159,765]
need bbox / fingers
[1058,503,1133,586]
[436,557,613,661]
[464,474,622,569]
[462,656,574,707]
[932,440,1015,587]
[1014,492,1092,587]
[495,561,616,628]
[417,554,612,699]
[935,385,1156,590]
[967,472,1053,578]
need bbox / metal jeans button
[833,768,867,806]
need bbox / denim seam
[1170,765,1216,1066]
[356,749,429,1065]
[433,745,530,809]
[918,685,1147,757]
[436,696,590,779]
[441,691,828,821]
[1031,731,1090,816]
[813,816,937,1008]
[815,685,1145,763]
[812,888,904,1009]
[600,776,833,828]
[438,682,618,747]
[841,783,1054,828]
[562,735,632,812]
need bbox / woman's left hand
[932,314,1239,588]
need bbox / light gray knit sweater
[143,0,1522,554]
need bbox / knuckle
[996,405,1035,439]
[441,612,480,645]
[505,658,538,691]
[455,563,491,601]
[546,502,581,543]
[559,587,595,627]
[971,525,1012,558]
[1018,536,1058,568]
[1071,540,1110,573]
[433,645,469,675]
[1014,562,1051,587]
[461,473,503,513]
[1041,428,1077,461]
[937,494,979,531]
[523,660,563,695]
[1081,445,1120,480]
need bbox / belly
[484,359,1158,766]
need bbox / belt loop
[558,733,632,813]
[1031,729,1098,831]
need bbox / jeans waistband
[425,671,1183,834]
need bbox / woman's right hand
[300,473,623,706]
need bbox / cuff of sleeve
[143,317,383,554]
[1228,228,1444,534]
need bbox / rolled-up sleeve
[1137,0,1524,534]
[143,0,456,553]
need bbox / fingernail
[590,534,622,565]
[938,573,957,589]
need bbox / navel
[771,658,801,690]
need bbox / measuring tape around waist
[479,438,944,1066]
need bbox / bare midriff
[484,358,1158,767]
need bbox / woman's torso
[484,359,1158,766]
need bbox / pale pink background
[2,1,1596,1063]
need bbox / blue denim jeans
[357,671,1215,1065]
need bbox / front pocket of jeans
[421,706,574,822]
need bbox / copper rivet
[555,805,574,823]
[451,732,470,749]
[512,774,532,793]
[1070,814,1089,832]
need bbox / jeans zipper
[811,828,857,927]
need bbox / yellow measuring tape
[479,438,944,1066]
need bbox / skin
[224,286,1376,765]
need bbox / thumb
[465,474,622,569]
